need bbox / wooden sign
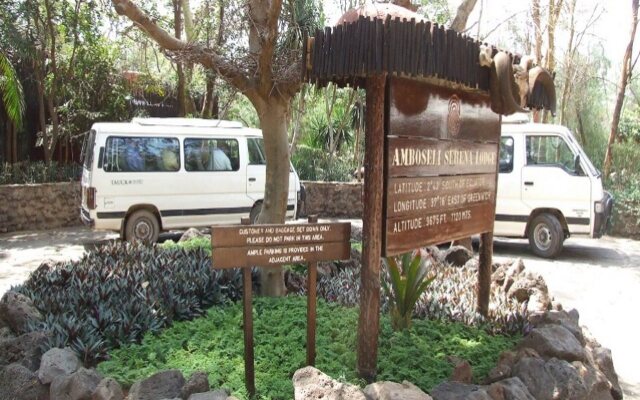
[212,223,351,268]
[383,77,500,256]
[211,217,351,398]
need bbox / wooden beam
[477,231,492,316]
[357,74,386,381]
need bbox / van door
[246,137,267,203]
[495,135,529,236]
[521,134,591,234]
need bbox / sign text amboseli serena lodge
[383,77,500,256]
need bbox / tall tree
[604,0,639,177]
[112,0,319,295]
[0,51,24,129]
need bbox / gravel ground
[1,226,638,398]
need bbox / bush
[307,252,529,335]
[291,145,357,182]
[607,169,640,238]
[0,161,81,184]
[161,236,213,255]
[15,242,246,364]
[98,296,520,399]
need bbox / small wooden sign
[211,218,351,398]
[212,222,351,268]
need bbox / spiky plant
[383,251,436,331]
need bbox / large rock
[0,330,49,370]
[486,377,535,400]
[518,325,585,362]
[0,291,42,334]
[430,382,490,400]
[50,367,103,400]
[179,228,206,242]
[292,366,366,400]
[529,310,585,346]
[448,357,473,384]
[363,380,432,400]
[592,347,623,400]
[572,361,614,400]
[187,390,229,400]
[0,362,49,400]
[181,371,210,399]
[544,358,588,400]
[92,377,124,400]
[38,347,81,384]
[511,357,556,400]
[128,370,186,400]
[507,272,548,303]
[444,246,474,267]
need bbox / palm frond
[0,51,25,128]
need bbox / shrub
[98,296,520,399]
[0,161,81,184]
[15,242,246,364]
[291,145,357,182]
[161,236,213,255]
[309,251,529,335]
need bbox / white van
[80,118,302,242]
[495,114,613,258]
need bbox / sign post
[211,217,351,397]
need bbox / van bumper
[80,207,94,228]
[593,191,613,238]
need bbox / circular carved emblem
[447,95,462,137]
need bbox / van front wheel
[125,210,160,243]
[528,213,564,258]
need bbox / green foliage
[0,50,24,128]
[98,297,520,399]
[15,242,245,364]
[313,254,529,335]
[383,251,436,331]
[291,144,357,181]
[0,161,81,184]
[161,236,213,255]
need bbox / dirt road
[494,236,640,399]
[1,227,638,397]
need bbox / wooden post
[477,232,493,316]
[240,217,255,398]
[307,215,318,366]
[357,74,386,381]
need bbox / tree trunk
[450,0,478,32]
[255,98,291,296]
[604,0,639,178]
[35,64,49,162]
[576,105,587,145]
[201,75,216,118]
[173,0,187,117]
[532,0,543,65]
[560,0,577,126]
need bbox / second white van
[495,114,613,258]
[80,118,302,242]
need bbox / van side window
[103,136,180,172]
[185,138,239,171]
[247,138,266,165]
[526,135,575,170]
[499,136,514,173]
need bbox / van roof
[91,118,263,137]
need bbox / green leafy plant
[97,297,520,399]
[383,251,436,331]
[15,242,248,364]
[0,161,81,184]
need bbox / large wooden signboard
[211,218,351,397]
[383,77,500,256]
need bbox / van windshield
[81,130,96,169]
[565,131,600,177]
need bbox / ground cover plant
[0,161,81,184]
[15,242,246,364]
[97,296,520,400]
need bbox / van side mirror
[573,154,582,175]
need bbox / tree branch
[111,0,254,96]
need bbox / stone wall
[0,182,81,233]
[301,181,363,219]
